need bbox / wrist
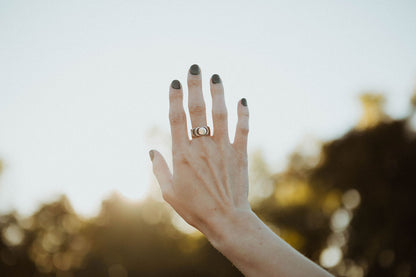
[201,207,259,251]
[200,207,334,277]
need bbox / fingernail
[212,74,221,84]
[149,150,154,161]
[241,98,247,107]
[190,64,200,75]
[171,80,181,89]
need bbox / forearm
[203,209,333,277]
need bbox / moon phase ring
[191,126,211,138]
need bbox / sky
[1,0,415,216]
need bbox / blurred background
[1,1,416,276]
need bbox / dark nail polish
[190,64,200,75]
[241,98,247,107]
[149,150,154,161]
[171,80,181,89]
[212,74,221,84]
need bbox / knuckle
[169,111,186,125]
[189,103,206,115]
[188,78,201,87]
[239,126,249,135]
[213,110,228,121]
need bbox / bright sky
[1,0,415,216]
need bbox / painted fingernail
[212,74,221,84]
[149,150,154,161]
[241,98,247,107]
[171,80,181,89]
[190,64,200,75]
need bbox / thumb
[149,150,173,193]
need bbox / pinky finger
[233,98,249,154]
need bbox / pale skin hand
[150,65,333,277]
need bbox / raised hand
[149,64,333,277]
[150,64,250,237]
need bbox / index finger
[169,80,189,150]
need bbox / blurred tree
[78,193,242,277]
[311,119,416,276]
[1,194,242,276]
[356,93,390,130]
[253,92,416,276]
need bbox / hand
[150,64,250,236]
[150,65,333,277]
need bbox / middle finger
[187,64,208,129]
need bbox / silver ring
[191,126,211,138]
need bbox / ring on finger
[191,126,211,138]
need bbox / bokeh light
[320,246,343,268]
[342,189,361,210]
[2,224,24,247]
[330,208,351,232]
